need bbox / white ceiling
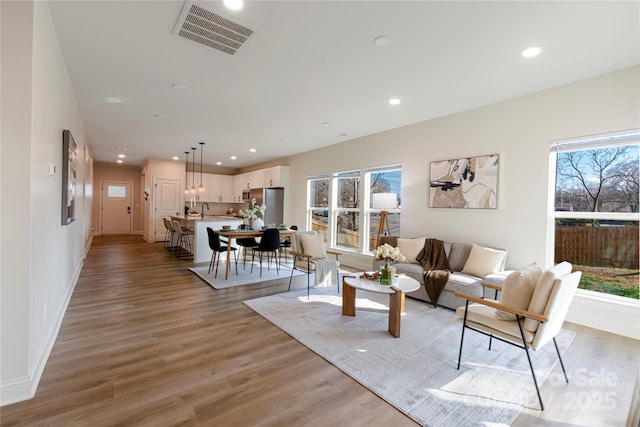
[47,1,639,169]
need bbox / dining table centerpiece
[239,198,267,230]
[373,243,406,285]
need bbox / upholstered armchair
[454,261,582,410]
[288,230,340,298]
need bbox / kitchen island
[171,215,243,263]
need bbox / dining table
[216,228,293,280]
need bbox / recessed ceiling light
[118,154,125,158]
[171,83,186,91]
[338,133,349,137]
[373,35,391,47]
[230,155,237,160]
[116,159,123,164]
[153,114,166,119]
[216,161,222,165]
[249,148,256,153]
[224,0,243,10]
[172,156,179,160]
[389,98,401,106]
[321,122,330,127]
[522,46,541,58]
[104,97,121,103]
[111,146,127,151]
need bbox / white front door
[101,181,133,234]
[154,178,181,242]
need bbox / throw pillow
[397,237,426,264]
[300,233,327,259]
[495,263,543,320]
[461,244,507,278]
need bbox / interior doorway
[101,181,133,235]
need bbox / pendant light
[190,147,197,194]
[198,142,205,193]
[184,151,190,194]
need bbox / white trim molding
[566,290,640,340]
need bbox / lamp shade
[371,193,397,210]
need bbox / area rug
[190,262,307,289]
[244,287,575,426]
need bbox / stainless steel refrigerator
[249,187,284,227]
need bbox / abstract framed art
[429,154,499,209]
[61,129,77,225]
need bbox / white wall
[1,1,93,405]
[287,66,640,338]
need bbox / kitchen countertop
[174,214,242,221]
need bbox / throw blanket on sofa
[415,238,450,308]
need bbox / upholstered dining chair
[251,228,281,277]
[206,227,238,277]
[288,230,340,298]
[237,237,259,269]
[162,217,175,251]
[454,261,582,410]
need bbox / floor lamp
[372,193,397,248]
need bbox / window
[107,185,126,198]
[551,129,639,299]
[333,170,360,250]
[308,174,329,242]
[367,166,402,251]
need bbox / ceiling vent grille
[173,1,256,56]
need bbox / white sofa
[373,237,509,310]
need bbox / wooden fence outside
[555,225,639,269]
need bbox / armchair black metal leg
[553,337,569,383]
[517,316,544,411]
[457,301,469,370]
[307,257,311,299]
[288,265,296,291]
[208,251,214,274]
[489,335,493,351]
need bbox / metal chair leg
[553,337,569,383]
[457,300,469,370]
[517,316,544,411]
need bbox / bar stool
[172,220,194,258]
[163,217,175,251]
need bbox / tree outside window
[554,135,639,299]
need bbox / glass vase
[380,263,392,285]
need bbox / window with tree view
[553,130,639,299]
[308,174,329,242]
[334,170,360,250]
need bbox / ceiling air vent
[173,1,256,56]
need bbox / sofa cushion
[448,243,472,272]
[495,263,543,320]
[300,233,327,259]
[397,237,426,264]
[446,272,485,297]
[394,263,424,284]
[461,244,507,278]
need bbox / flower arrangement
[373,243,406,266]
[239,198,266,220]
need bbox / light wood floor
[1,235,638,426]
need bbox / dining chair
[237,237,259,269]
[251,228,280,277]
[206,227,237,277]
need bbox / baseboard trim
[0,261,83,406]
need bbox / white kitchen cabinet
[209,174,234,202]
[231,174,245,202]
[262,166,289,188]
[186,172,212,202]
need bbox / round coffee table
[342,274,420,338]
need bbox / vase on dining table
[252,217,264,231]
